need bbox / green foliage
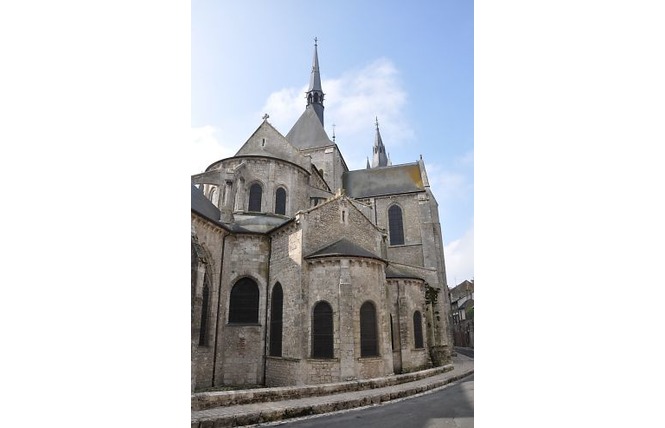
[425,285,440,306]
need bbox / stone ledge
[192,364,453,410]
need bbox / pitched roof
[235,120,310,170]
[285,105,334,149]
[305,238,383,261]
[385,265,424,281]
[191,183,220,221]
[342,162,425,198]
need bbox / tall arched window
[198,276,210,346]
[209,187,218,206]
[275,187,286,215]
[228,278,259,324]
[248,183,262,212]
[360,301,379,357]
[269,283,283,357]
[388,205,405,245]
[413,311,424,349]
[312,301,334,358]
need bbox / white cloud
[258,58,413,169]
[260,86,308,134]
[444,225,474,286]
[425,161,473,204]
[190,125,236,174]
[325,58,412,142]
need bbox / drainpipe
[211,232,228,387]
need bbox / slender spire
[366,157,370,169]
[306,37,325,126]
[371,116,388,168]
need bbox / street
[268,374,474,428]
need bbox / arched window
[413,311,424,349]
[275,188,287,215]
[360,301,378,357]
[209,186,218,205]
[198,275,210,346]
[388,205,405,245]
[312,301,334,358]
[248,183,262,212]
[269,283,283,357]
[228,278,259,324]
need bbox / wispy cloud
[258,58,413,170]
[425,151,474,204]
[444,225,474,286]
[190,126,235,174]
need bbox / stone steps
[192,364,453,410]
[191,355,474,427]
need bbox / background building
[449,279,474,348]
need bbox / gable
[235,120,310,170]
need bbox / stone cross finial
[375,116,379,129]
[314,37,318,46]
[262,113,269,120]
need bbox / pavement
[191,351,474,428]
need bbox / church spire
[306,37,325,126]
[372,116,388,168]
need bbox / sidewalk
[191,354,474,428]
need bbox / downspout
[211,232,228,387]
[262,236,272,385]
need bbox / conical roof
[286,105,334,149]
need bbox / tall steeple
[371,117,388,168]
[306,37,325,126]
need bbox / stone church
[191,41,453,391]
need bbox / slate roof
[385,265,425,281]
[305,238,383,261]
[191,183,221,221]
[343,162,425,198]
[285,105,334,149]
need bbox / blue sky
[191,0,474,286]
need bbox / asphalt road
[454,347,474,358]
[269,374,474,428]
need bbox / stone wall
[267,225,304,362]
[373,193,426,266]
[216,234,271,386]
[191,214,228,391]
[301,257,394,383]
[386,278,432,373]
[301,196,382,258]
[301,145,347,193]
[265,357,302,387]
